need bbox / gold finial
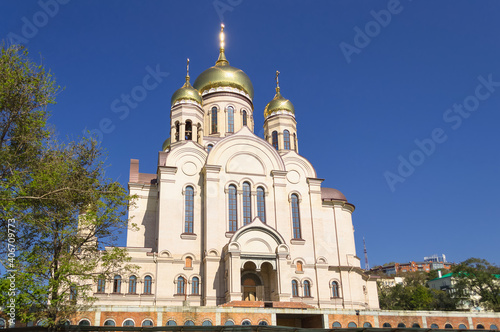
[186,58,190,83]
[216,24,229,66]
[275,70,280,93]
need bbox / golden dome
[171,59,202,106]
[193,24,254,99]
[162,137,171,151]
[264,72,295,118]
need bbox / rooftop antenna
[363,237,369,270]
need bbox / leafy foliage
[0,44,135,326]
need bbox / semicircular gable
[282,153,317,179]
[165,143,207,168]
[226,152,266,175]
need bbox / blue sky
[2,0,499,267]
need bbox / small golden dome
[162,137,171,151]
[171,58,203,106]
[264,71,295,118]
[193,24,254,99]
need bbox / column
[180,122,185,141]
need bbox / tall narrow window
[175,122,180,142]
[144,276,152,294]
[184,186,194,233]
[292,280,299,297]
[332,281,339,297]
[272,131,278,150]
[177,277,186,295]
[113,275,121,293]
[243,110,248,126]
[69,285,77,302]
[296,261,303,272]
[243,182,251,225]
[211,107,218,134]
[291,194,302,239]
[227,106,234,133]
[185,121,192,140]
[257,187,266,223]
[228,185,237,232]
[303,280,311,297]
[293,133,297,152]
[284,130,290,150]
[185,257,192,268]
[128,276,137,294]
[97,277,105,293]
[192,277,199,295]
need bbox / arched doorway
[241,261,277,301]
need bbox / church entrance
[241,261,277,301]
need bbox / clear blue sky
[2,0,499,267]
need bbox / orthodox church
[89,25,381,327]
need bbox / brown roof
[321,187,347,202]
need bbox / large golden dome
[170,80,202,106]
[193,52,254,99]
[264,90,295,118]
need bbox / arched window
[459,324,467,329]
[192,277,199,295]
[113,275,121,293]
[283,130,290,150]
[242,320,251,326]
[167,320,177,326]
[398,323,406,328]
[97,277,105,293]
[225,320,235,326]
[348,322,357,328]
[175,122,180,142]
[227,106,234,133]
[185,257,192,268]
[142,320,153,326]
[228,185,237,232]
[144,276,152,294]
[123,319,134,327]
[184,320,195,326]
[207,144,213,152]
[364,322,373,328]
[211,107,218,134]
[333,322,342,328]
[430,324,439,329]
[185,121,192,140]
[296,261,303,272]
[491,325,498,330]
[202,320,213,326]
[303,280,311,297]
[184,186,194,233]
[293,133,297,152]
[445,324,453,329]
[177,277,186,295]
[272,131,278,150]
[243,182,251,225]
[412,323,421,328]
[259,321,268,326]
[257,187,266,222]
[477,325,485,330]
[79,320,91,326]
[291,194,302,239]
[0,318,5,328]
[292,280,299,297]
[128,276,137,293]
[243,110,248,126]
[104,320,115,326]
[332,281,339,297]
[383,323,392,328]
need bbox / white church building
[94,25,379,313]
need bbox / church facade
[95,25,379,311]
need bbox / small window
[225,320,235,326]
[292,280,299,297]
[477,324,485,330]
[184,186,194,233]
[211,107,218,134]
[303,280,311,297]
[202,320,213,326]
[97,277,105,293]
[332,281,339,297]
[272,131,278,150]
[167,320,177,326]
[296,261,303,272]
[78,320,90,326]
[383,323,392,328]
[113,275,121,293]
[192,277,199,295]
[243,110,248,126]
[177,277,186,295]
[243,182,251,225]
[69,285,77,302]
[185,257,193,268]
[184,320,195,326]
[185,121,192,140]
[123,319,134,327]
[491,325,498,330]
[293,133,297,152]
[242,320,251,326]
[412,323,421,328]
[207,144,213,152]
[257,187,266,222]
[348,322,357,328]
[459,324,467,329]
[144,276,152,294]
[398,323,406,328]
[227,106,234,133]
[364,322,372,328]
[284,130,290,150]
[142,320,153,326]
[430,324,439,329]
[259,321,268,326]
[128,276,137,293]
[333,322,342,328]
[0,319,5,328]
[104,320,115,326]
[228,184,237,232]
[175,122,180,142]
[445,324,453,329]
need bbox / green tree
[453,258,500,311]
[0,44,135,327]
